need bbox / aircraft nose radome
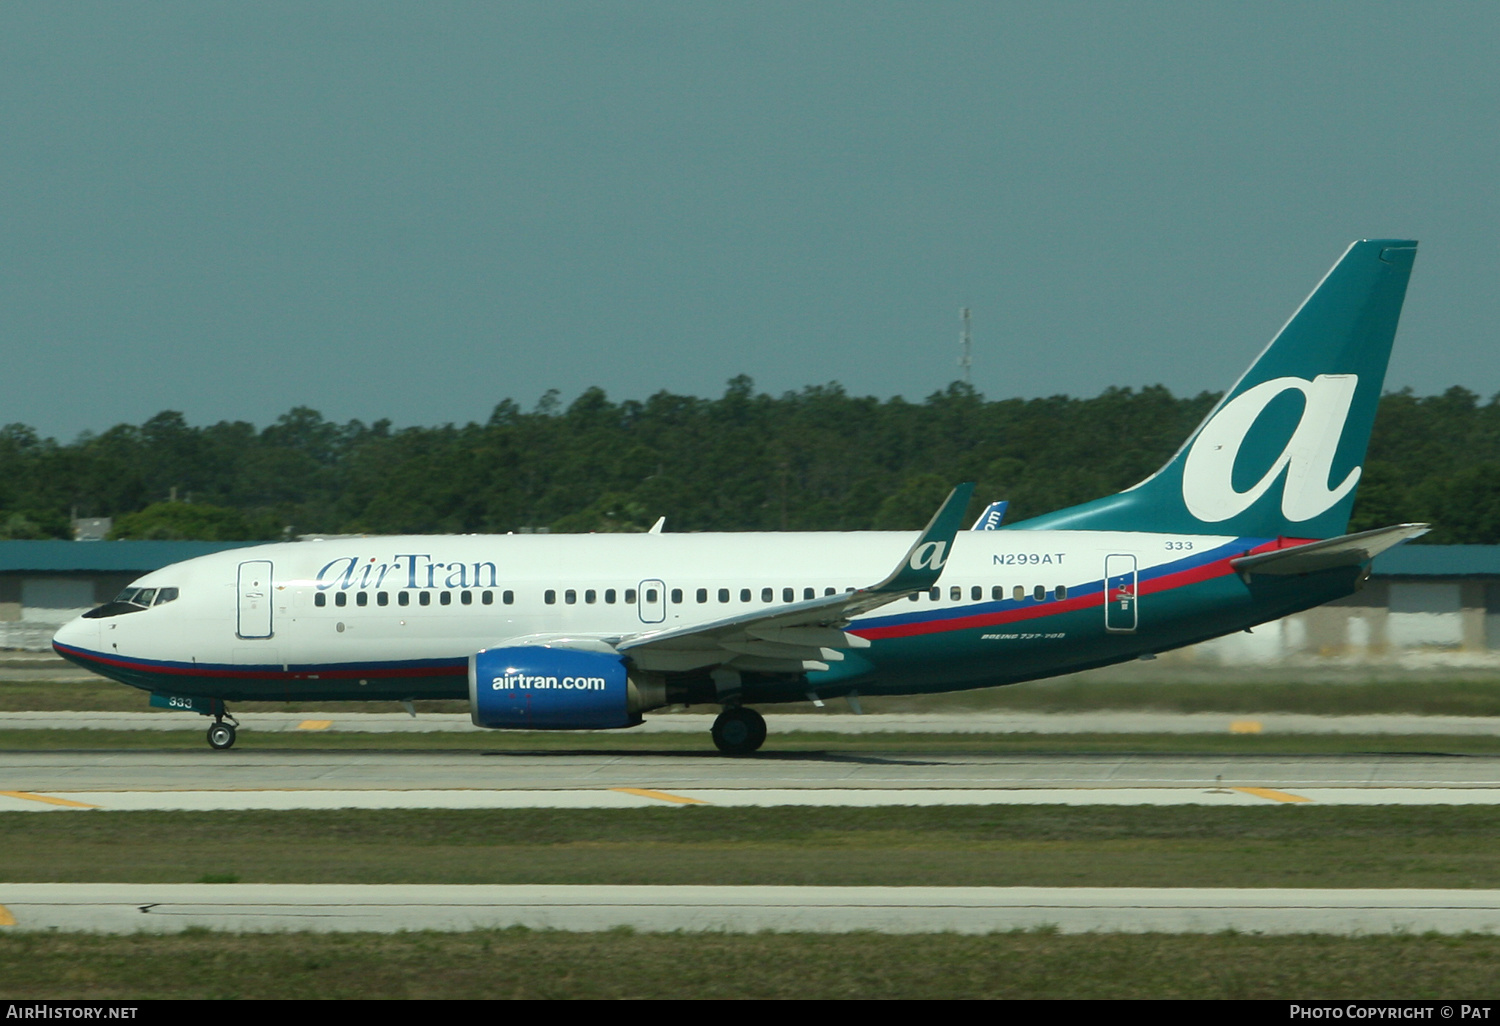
[52,617,97,653]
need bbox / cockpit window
[85,585,178,619]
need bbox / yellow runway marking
[611,787,709,805]
[0,905,14,927]
[1229,720,1264,734]
[0,791,100,809]
[1233,786,1312,803]
[297,720,333,730]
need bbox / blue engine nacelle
[469,645,638,730]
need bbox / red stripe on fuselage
[852,537,1306,642]
[54,643,465,681]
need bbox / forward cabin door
[237,560,274,639]
[1104,554,1137,633]
[637,579,666,624]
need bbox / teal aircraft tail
[1011,239,1418,539]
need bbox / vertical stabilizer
[1011,240,1417,539]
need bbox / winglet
[971,500,1009,530]
[871,483,975,594]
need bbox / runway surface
[3,750,1500,810]
[3,883,1499,935]
[7,710,1500,734]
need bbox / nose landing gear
[205,700,239,751]
[711,706,766,756]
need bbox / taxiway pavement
[3,883,1498,935]
[3,750,1500,810]
[7,710,1500,734]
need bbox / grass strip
[1,929,1497,999]
[5,727,1500,754]
[5,805,1500,889]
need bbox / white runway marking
[6,785,1500,811]
[3,883,1499,935]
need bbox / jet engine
[469,644,663,729]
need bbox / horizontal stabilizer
[1231,523,1429,577]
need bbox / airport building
[1180,545,1500,673]
[3,540,1500,671]
[0,541,260,651]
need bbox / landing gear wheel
[207,722,237,751]
[711,706,767,756]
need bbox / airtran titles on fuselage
[315,554,498,591]
[491,674,607,691]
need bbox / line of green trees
[0,377,1494,542]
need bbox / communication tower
[958,307,972,385]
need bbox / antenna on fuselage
[958,307,972,385]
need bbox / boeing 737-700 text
[54,240,1424,754]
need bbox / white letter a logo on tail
[1181,374,1361,523]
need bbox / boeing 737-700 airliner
[54,240,1424,754]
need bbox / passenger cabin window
[315,592,327,607]
[972,586,982,601]
[929,587,940,601]
[420,592,432,606]
[378,592,389,606]
[1033,585,1046,601]
[671,588,683,603]
[398,592,410,606]
[503,591,514,605]
[950,586,961,601]
[1013,585,1025,601]
[544,590,556,605]
[585,589,596,604]
[356,592,368,607]
[1056,585,1068,600]
[803,588,814,600]
[645,587,659,603]
[740,588,751,602]
[481,591,493,605]
[697,588,708,603]
[605,589,617,604]
[718,588,730,603]
[824,587,836,597]
[783,588,794,603]
[564,590,576,605]
[992,586,1003,601]
[624,589,637,603]
[461,591,473,605]
[761,587,773,602]
[335,592,347,607]
[440,591,452,606]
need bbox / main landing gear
[711,706,766,756]
[205,700,239,751]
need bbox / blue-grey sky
[2,2,1495,440]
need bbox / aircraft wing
[1231,523,1429,577]
[617,483,974,674]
